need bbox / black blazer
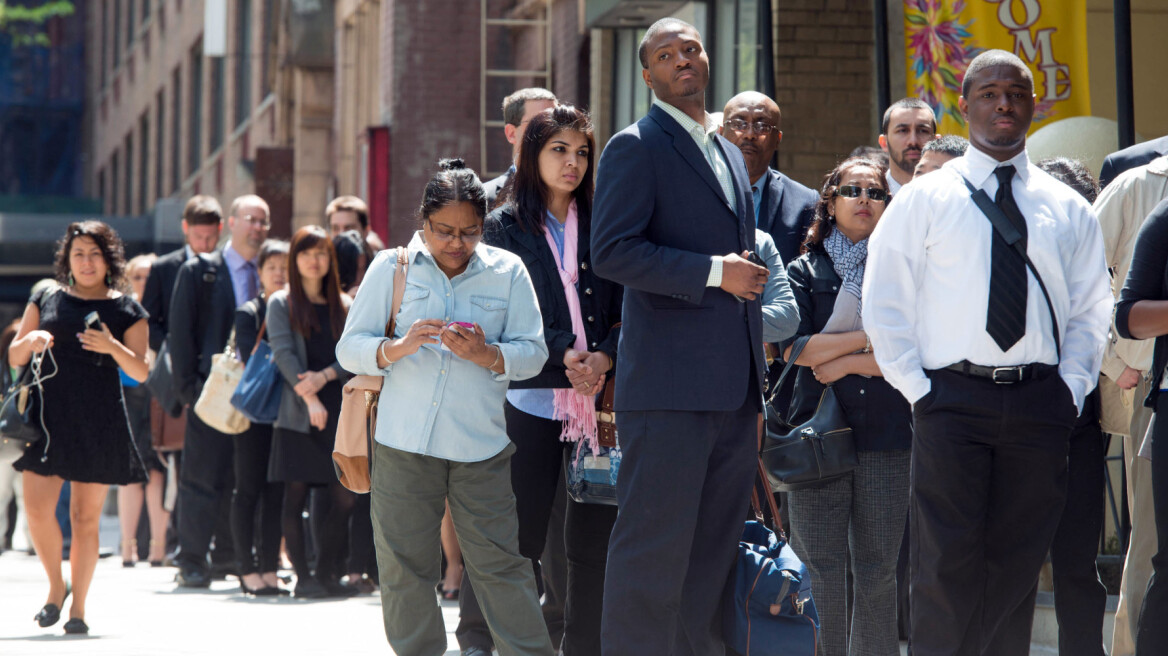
[168,250,238,406]
[484,205,623,389]
[756,168,819,267]
[483,168,513,209]
[142,247,187,351]
[235,296,268,366]
[1116,197,1168,409]
[1100,135,1168,188]
[591,103,765,412]
[781,245,911,451]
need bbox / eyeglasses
[834,185,889,203]
[425,220,482,245]
[240,214,271,228]
[723,118,779,135]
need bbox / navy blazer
[591,103,766,413]
[755,167,819,267]
[142,247,187,352]
[484,205,623,389]
[168,250,239,406]
[1100,135,1168,188]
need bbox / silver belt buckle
[991,366,1024,384]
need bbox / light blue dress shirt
[506,210,568,420]
[221,242,258,309]
[336,232,549,462]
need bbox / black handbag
[760,335,858,491]
[0,347,57,462]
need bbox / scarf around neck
[823,227,868,307]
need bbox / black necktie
[985,165,1028,352]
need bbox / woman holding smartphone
[267,226,355,599]
[8,221,149,635]
[337,158,553,656]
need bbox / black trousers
[175,410,237,573]
[230,423,283,575]
[1050,388,1107,656]
[457,402,568,650]
[1135,394,1168,652]
[910,368,1076,656]
[601,396,759,656]
[562,495,617,656]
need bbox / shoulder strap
[385,247,410,338]
[765,335,812,405]
[960,177,1061,361]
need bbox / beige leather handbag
[193,330,251,435]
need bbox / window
[97,168,106,214]
[127,0,135,45]
[261,0,275,97]
[113,0,121,65]
[235,0,252,126]
[100,0,108,87]
[189,42,204,175]
[139,113,149,213]
[143,0,150,21]
[210,56,224,149]
[124,133,133,215]
[155,91,165,199]
[171,66,181,190]
[111,151,120,214]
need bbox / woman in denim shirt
[336,159,552,656]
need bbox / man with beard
[863,50,1111,654]
[879,97,937,195]
[718,91,818,265]
[591,17,768,656]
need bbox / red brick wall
[773,0,876,189]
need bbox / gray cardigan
[266,289,353,433]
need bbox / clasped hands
[564,349,611,396]
[295,370,334,430]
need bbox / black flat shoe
[63,618,88,635]
[240,581,280,597]
[35,585,71,627]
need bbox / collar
[544,199,578,228]
[407,230,494,274]
[751,175,766,195]
[652,99,718,141]
[184,245,195,260]
[221,242,256,271]
[1148,154,1168,177]
[963,145,1032,189]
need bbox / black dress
[14,287,149,484]
[268,303,342,485]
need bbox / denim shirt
[336,232,549,462]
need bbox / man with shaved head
[719,91,817,265]
[863,50,1111,654]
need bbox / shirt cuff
[374,338,395,376]
[707,256,723,287]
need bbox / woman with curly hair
[7,220,150,635]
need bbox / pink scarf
[544,201,599,451]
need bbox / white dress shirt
[861,146,1112,412]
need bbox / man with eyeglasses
[863,50,1111,654]
[719,91,818,267]
[482,88,558,207]
[169,194,272,589]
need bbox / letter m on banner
[903,0,1091,137]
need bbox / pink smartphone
[441,322,476,350]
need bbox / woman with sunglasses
[337,158,553,656]
[779,156,910,656]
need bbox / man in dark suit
[169,194,270,587]
[1100,135,1168,188]
[482,87,557,207]
[591,18,770,655]
[718,91,817,265]
[143,196,223,352]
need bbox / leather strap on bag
[385,247,410,339]
[596,321,621,449]
[766,335,811,407]
[961,176,1061,361]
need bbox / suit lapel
[509,221,559,278]
[650,105,732,211]
[762,169,785,235]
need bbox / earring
[106,272,112,286]
[68,274,74,286]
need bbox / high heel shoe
[147,539,165,567]
[122,538,138,567]
[34,583,71,627]
[240,580,280,597]
[63,618,88,634]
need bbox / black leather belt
[943,360,1058,384]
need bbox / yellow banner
[904,0,1090,136]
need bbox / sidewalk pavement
[0,515,463,655]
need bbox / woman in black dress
[266,225,355,599]
[8,221,149,635]
[231,239,289,596]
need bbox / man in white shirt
[1093,155,1168,656]
[878,97,937,196]
[862,50,1112,655]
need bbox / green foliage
[0,1,75,48]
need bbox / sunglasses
[835,185,888,202]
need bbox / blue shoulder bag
[230,318,282,424]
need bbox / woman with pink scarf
[456,105,622,656]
